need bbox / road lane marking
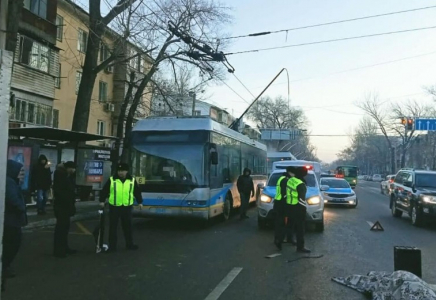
[367,221,374,228]
[76,222,92,235]
[204,267,243,300]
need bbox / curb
[25,211,99,230]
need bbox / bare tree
[356,92,395,173]
[71,0,157,132]
[118,0,230,162]
[390,100,431,168]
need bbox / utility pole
[189,91,196,116]
[0,0,12,294]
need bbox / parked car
[381,175,395,194]
[390,169,436,227]
[320,178,357,208]
[372,174,382,182]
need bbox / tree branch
[103,0,137,25]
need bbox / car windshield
[267,173,317,187]
[415,174,436,189]
[320,179,350,189]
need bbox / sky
[203,0,436,163]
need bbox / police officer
[100,163,143,252]
[273,166,294,251]
[287,167,311,253]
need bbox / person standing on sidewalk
[99,163,143,253]
[3,160,27,279]
[31,155,52,215]
[53,162,77,258]
[237,168,254,220]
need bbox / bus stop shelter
[8,127,118,203]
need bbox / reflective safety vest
[275,176,288,201]
[286,177,304,205]
[109,177,135,206]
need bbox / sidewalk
[25,201,101,229]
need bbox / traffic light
[401,117,407,125]
[407,118,413,130]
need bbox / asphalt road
[4,181,436,300]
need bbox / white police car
[320,177,357,208]
[257,169,327,232]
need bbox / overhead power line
[222,5,436,40]
[226,25,436,56]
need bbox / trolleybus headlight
[260,194,272,203]
[307,196,321,205]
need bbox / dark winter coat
[5,160,27,228]
[53,164,76,217]
[32,155,52,190]
[237,168,255,196]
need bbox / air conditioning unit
[104,103,115,112]
[104,65,113,73]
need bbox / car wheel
[222,193,233,221]
[315,221,324,232]
[391,199,402,218]
[258,217,267,229]
[411,205,423,227]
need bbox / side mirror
[404,181,412,188]
[211,152,218,165]
[257,183,265,189]
[320,185,329,191]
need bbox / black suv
[390,169,436,226]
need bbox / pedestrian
[99,163,143,252]
[287,167,311,253]
[236,168,254,220]
[31,154,52,215]
[53,161,77,258]
[273,167,292,250]
[3,160,27,280]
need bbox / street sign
[260,129,300,141]
[415,119,436,131]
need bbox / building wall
[54,1,114,138]
[9,0,60,128]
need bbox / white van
[272,160,322,181]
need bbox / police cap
[117,163,129,171]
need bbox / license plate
[330,199,345,202]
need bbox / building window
[52,109,59,128]
[56,15,63,41]
[36,104,51,126]
[100,43,109,62]
[77,29,88,53]
[19,36,49,73]
[14,99,26,122]
[76,71,82,94]
[24,0,47,19]
[55,63,61,88]
[99,81,108,102]
[129,49,139,69]
[194,110,201,116]
[97,120,106,136]
[27,103,35,123]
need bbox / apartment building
[54,0,152,144]
[8,0,60,129]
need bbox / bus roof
[133,116,267,150]
[267,152,297,159]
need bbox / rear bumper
[133,205,209,220]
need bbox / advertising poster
[8,146,32,191]
[85,160,104,183]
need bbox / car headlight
[307,196,321,205]
[422,195,436,203]
[352,179,356,183]
[260,194,272,203]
